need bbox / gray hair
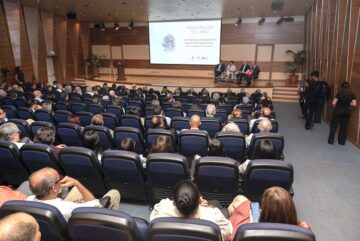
[242,96,249,104]
[258,119,272,132]
[0,123,19,141]
[85,86,92,93]
[206,104,216,117]
[64,85,72,94]
[222,122,241,132]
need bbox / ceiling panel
[13,0,315,22]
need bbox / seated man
[249,107,273,131]
[188,114,201,131]
[151,115,168,129]
[0,212,41,241]
[27,167,121,221]
[0,123,29,149]
[246,119,272,147]
[214,60,225,80]
[153,105,171,127]
[236,62,250,84]
[0,108,8,125]
[33,90,44,104]
[0,185,27,207]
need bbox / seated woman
[83,129,102,161]
[33,126,66,154]
[228,186,310,240]
[228,109,242,120]
[148,135,175,154]
[91,114,114,137]
[41,100,54,113]
[118,138,146,167]
[150,179,232,241]
[238,139,276,175]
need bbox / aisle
[275,102,360,241]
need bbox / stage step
[71,78,86,86]
[272,86,299,103]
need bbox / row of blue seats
[0,141,292,205]
[8,119,284,162]
[0,201,314,241]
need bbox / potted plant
[85,54,104,78]
[285,50,305,83]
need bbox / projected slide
[149,20,221,65]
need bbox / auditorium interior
[0,0,359,240]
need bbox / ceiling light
[100,23,106,31]
[277,17,284,25]
[234,18,242,27]
[258,17,265,25]
[128,20,134,30]
[114,22,120,31]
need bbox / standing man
[214,60,225,81]
[304,71,322,129]
[314,78,330,123]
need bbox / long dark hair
[83,130,102,156]
[253,140,276,159]
[173,180,200,216]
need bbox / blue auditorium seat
[248,133,284,159]
[77,111,93,127]
[54,101,69,111]
[233,223,315,241]
[106,105,124,120]
[68,207,148,241]
[120,114,144,132]
[88,104,104,115]
[194,156,239,206]
[84,125,114,150]
[145,107,155,117]
[179,130,209,158]
[146,153,189,205]
[34,109,56,125]
[214,109,228,123]
[59,147,107,197]
[30,121,55,136]
[0,141,29,185]
[0,200,70,241]
[188,109,205,117]
[165,108,183,118]
[17,107,34,120]
[101,150,148,202]
[14,97,27,108]
[56,123,84,147]
[2,105,18,119]
[200,117,221,138]
[242,159,294,202]
[70,103,87,113]
[215,131,246,161]
[114,127,146,154]
[170,116,190,131]
[148,217,222,241]
[228,119,249,135]
[54,110,72,124]
[101,112,119,130]
[145,128,177,149]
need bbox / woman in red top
[228,186,310,241]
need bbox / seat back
[30,121,55,136]
[102,150,147,202]
[54,110,72,124]
[17,107,34,120]
[233,223,315,241]
[8,119,32,138]
[0,141,29,185]
[2,97,15,106]
[194,157,239,206]
[228,119,249,135]
[88,104,104,115]
[0,201,69,241]
[145,107,155,117]
[214,109,228,123]
[170,116,190,131]
[106,105,123,120]
[120,114,144,132]
[215,132,245,161]
[179,130,209,157]
[148,217,222,241]
[181,103,192,114]
[200,118,221,138]
[69,208,147,241]
[2,105,18,119]
[188,109,205,117]
[34,110,56,124]
[56,123,84,147]
[101,113,119,130]
[77,111,93,127]
[243,160,294,202]
[59,147,107,196]
[248,133,284,159]
[146,129,176,148]
[165,108,182,118]
[146,153,189,205]
[114,127,146,154]
[70,103,87,113]
[20,143,63,174]
[84,125,114,150]
[54,101,69,111]
[14,98,27,108]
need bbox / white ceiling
[14,0,315,22]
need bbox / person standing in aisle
[304,71,322,129]
[328,82,357,145]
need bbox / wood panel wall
[0,0,90,84]
[90,21,305,86]
[304,0,360,147]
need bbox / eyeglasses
[55,175,63,185]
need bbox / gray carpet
[120,102,360,241]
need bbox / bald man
[189,114,201,130]
[249,107,273,130]
[27,167,120,221]
[246,118,272,147]
[0,212,41,241]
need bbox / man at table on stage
[214,60,225,81]
[236,61,250,85]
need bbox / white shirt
[150,198,232,241]
[26,196,102,221]
[227,64,236,72]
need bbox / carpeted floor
[120,102,360,241]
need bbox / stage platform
[78,75,274,98]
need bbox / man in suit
[237,61,250,85]
[251,63,260,80]
[245,63,261,87]
[214,60,225,81]
[304,71,322,129]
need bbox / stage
[79,75,274,97]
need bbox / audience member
[150,180,231,241]
[83,130,102,160]
[151,115,168,129]
[0,123,28,148]
[0,186,27,206]
[228,108,242,120]
[246,119,272,147]
[41,100,53,113]
[0,212,41,241]
[249,107,272,130]
[27,167,120,220]
[0,108,8,125]
[68,114,81,126]
[188,114,201,131]
[33,126,66,154]
[222,122,241,132]
[33,90,43,104]
[148,135,174,154]
[28,101,41,112]
[118,138,147,167]
[238,139,276,174]
[205,104,216,118]
[208,138,225,156]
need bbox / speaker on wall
[66,12,77,20]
